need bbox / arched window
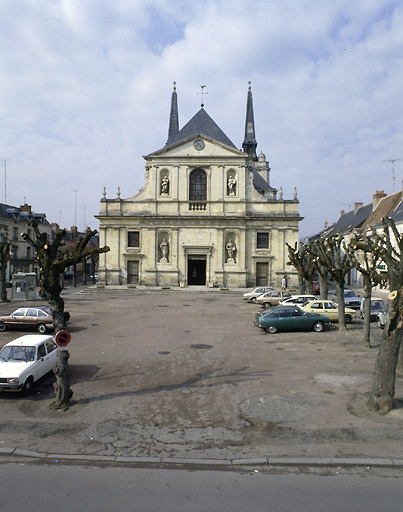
[189,168,207,201]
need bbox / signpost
[55,330,71,348]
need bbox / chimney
[373,190,387,210]
[52,222,59,233]
[340,209,345,217]
[324,220,328,230]
[354,202,363,214]
[71,226,78,237]
[20,203,32,214]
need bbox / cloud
[0,0,402,237]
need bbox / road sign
[55,330,71,347]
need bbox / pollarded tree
[309,235,355,331]
[22,221,110,409]
[347,235,384,348]
[353,217,403,413]
[286,241,317,294]
[0,241,11,302]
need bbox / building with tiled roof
[0,203,53,281]
[97,84,302,288]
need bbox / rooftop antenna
[70,189,81,227]
[382,158,402,193]
[81,204,87,231]
[1,159,10,203]
[198,85,208,107]
[342,203,353,211]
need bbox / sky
[1,0,402,238]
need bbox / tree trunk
[318,268,328,300]
[335,282,347,331]
[305,277,314,295]
[367,281,403,413]
[297,274,304,294]
[0,243,10,303]
[367,328,402,413]
[53,350,73,410]
[0,268,9,302]
[362,279,372,349]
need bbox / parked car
[313,281,328,295]
[243,286,275,303]
[279,295,318,307]
[332,290,361,309]
[0,334,58,393]
[0,307,53,333]
[377,310,387,329]
[255,290,292,309]
[360,297,386,321]
[254,305,331,334]
[301,300,356,323]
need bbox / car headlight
[7,378,19,384]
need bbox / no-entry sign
[55,330,71,347]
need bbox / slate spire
[242,82,257,158]
[166,82,179,146]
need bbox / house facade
[0,203,53,282]
[97,84,302,288]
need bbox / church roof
[251,169,275,192]
[165,108,237,149]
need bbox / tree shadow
[72,366,273,406]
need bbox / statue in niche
[226,238,236,263]
[159,238,169,262]
[160,176,170,195]
[227,175,237,196]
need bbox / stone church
[97,84,302,288]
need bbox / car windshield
[372,301,385,311]
[0,346,36,362]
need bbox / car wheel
[250,297,257,303]
[37,323,47,334]
[22,377,34,395]
[345,315,352,324]
[263,302,272,309]
[0,322,6,332]
[313,321,324,332]
[266,326,277,334]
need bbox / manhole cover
[190,344,213,350]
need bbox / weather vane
[198,85,208,107]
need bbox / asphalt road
[2,461,403,512]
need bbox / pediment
[144,134,245,159]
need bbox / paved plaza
[0,287,402,464]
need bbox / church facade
[97,84,302,288]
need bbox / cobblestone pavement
[0,287,402,464]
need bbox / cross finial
[173,81,176,91]
[248,81,251,91]
[198,85,208,107]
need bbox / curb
[1,448,402,468]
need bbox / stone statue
[160,238,169,262]
[227,175,237,196]
[226,239,236,263]
[161,176,169,195]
